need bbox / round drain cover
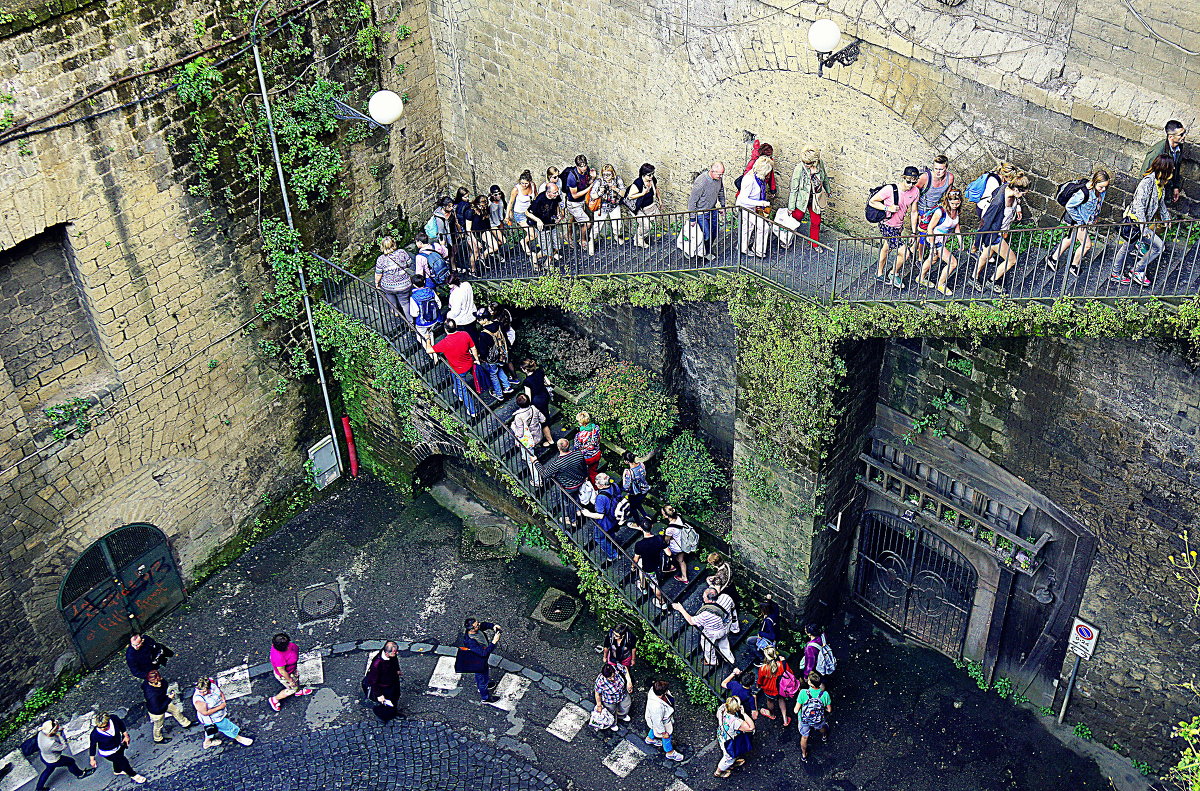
[475,524,505,546]
[298,586,340,619]
[542,595,578,623]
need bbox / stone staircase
[319,260,761,696]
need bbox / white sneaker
[235,735,254,746]
[132,776,148,784]
[665,751,685,762]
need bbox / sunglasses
[904,178,918,184]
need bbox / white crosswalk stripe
[0,749,35,791]
[427,655,461,695]
[602,739,647,777]
[64,709,95,755]
[487,672,530,712]
[216,664,252,700]
[545,703,589,742]
[296,652,324,686]
[664,781,693,791]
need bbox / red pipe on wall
[341,417,359,478]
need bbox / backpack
[422,248,450,286]
[614,496,631,525]
[424,215,444,240]
[412,286,441,327]
[699,601,731,626]
[964,171,998,204]
[677,523,699,554]
[798,689,827,726]
[20,732,39,758]
[865,184,898,223]
[733,173,744,192]
[578,480,597,506]
[778,664,801,698]
[1055,178,1089,208]
[809,637,837,675]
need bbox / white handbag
[773,208,801,247]
[589,706,615,730]
[676,222,705,257]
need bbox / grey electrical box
[307,435,340,490]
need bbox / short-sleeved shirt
[631,176,657,211]
[528,193,561,227]
[271,641,300,676]
[432,331,476,374]
[564,168,591,202]
[724,679,756,711]
[634,534,669,574]
[595,673,626,706]
[375,251,412,292]
[874,184,920,229]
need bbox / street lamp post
[807,19,862,78]
[250,0,404,477]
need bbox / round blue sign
[1075,624,1094,640]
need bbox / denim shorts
[513,211,526,226]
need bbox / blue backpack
[422,248,450,286]
[412,286,441,327]
[964,171,997,204]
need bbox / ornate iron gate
[853,511,977,657]
[58,524,187,669]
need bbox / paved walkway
[0,476,1127,791]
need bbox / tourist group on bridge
[368,118,1189,312]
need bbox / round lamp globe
[808,19,842,53]
[368,90,404,125]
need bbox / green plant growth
[580,362,678,456]
[45,397,100,440]
[175,57,223,105]
[657,432,720,517]
[512,323,612,390]
[516,523,552,552]
[0,670,85,742]
[1073,722,1093,740]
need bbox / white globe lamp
[808,19,842,54]
[368,90,404,126]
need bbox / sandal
[714,770,732,779]
[759,710,776,720]
[296,688,314,696]
[734,758,746,767]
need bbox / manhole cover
[541,595,578,623]
[530,587,581,631]
[475,523,505,546]
[297,583,342,622]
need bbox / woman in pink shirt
[269,633,313,711]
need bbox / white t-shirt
[446,282,477,326]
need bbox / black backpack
[20,732,39,758]
[1055,179,1089,208]
[865,184,899,223]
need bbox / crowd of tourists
[369,119,1190,307]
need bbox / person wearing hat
[142,669,193,743]
[455,618,502,704]
[35,719,93,790]
[869,165,922,289]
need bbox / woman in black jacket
[89,712,146,784]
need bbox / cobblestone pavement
[157,719,558,791]
[0,476,1133,791]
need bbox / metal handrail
[437,205,1200,307]
[315,255,735,690]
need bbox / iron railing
[445,207,1200,306]
[316,255,739,693]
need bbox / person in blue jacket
[455,618,502,703]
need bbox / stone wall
[0,0,446,707]
[427,0,1197,227]
[879,336,1199,763]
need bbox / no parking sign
[1067,618,1100,659]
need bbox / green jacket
[788,161,830,214]
[1141,139,1184,194]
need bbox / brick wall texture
[427,0,1198,225]
[0,0,447,708]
